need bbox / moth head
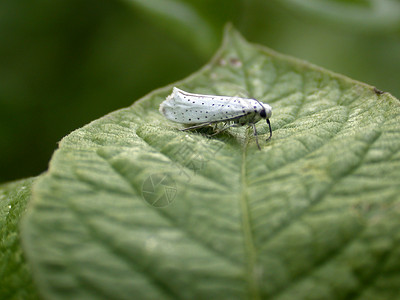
[259,103,272,119]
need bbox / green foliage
[124,0,218,58]
[0,178,40,300]
[19,27,400,299]
[277,0,400,31]
[2,0,400,182]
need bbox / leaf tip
[221,23,245,46]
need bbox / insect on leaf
[21,25,400,300]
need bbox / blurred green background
[1,0,399,183]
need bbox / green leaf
[0,178,40,300]
[124,0,219,58]
[277,0,400,32]
[22,26,400,299]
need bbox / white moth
[159,87,272,149]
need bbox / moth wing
[159,88,205,124]
[160,87,259,124]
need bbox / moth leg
[209,123,239,137]
[180,122,214,131]
[251,123,261,150]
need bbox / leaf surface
[22,26,400,300]
[0,178,40,300]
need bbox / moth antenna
[266,119,272,141]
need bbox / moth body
[159,87,272,149]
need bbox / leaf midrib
[229,30,262,299]
[240,144,261,300]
